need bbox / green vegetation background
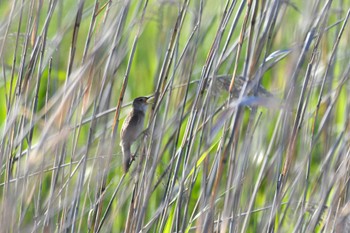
[0,0,350,232]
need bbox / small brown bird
[120,96,151,173]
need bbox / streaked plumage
[120,97,150,173]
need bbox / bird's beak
[146,96,154,104]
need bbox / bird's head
[132,96,152,112]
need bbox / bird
[120,96,151,173]
[213,75,273,98]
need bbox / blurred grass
[0,0,350,232]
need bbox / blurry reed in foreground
[0,0,350,232]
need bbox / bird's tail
[121,143,131,173]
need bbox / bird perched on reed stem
[120,96,151,173]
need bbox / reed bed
[1,0,350,232]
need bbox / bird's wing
[120,110,144,141]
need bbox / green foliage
[1,0,350,232]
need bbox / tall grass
[1,0,350,232]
